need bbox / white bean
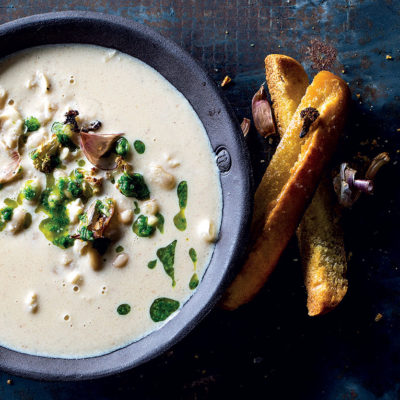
[25,292,38,313]
[7,208,27,234]
[112,253,129,269]
[198,219,217,243]
[142,199,159,215]
[118,209,133,224]
[148,164,176,190]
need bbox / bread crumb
[375,313,383,322]
[6,379,12,385]
[386,54,393,60]
[221,76,232,87]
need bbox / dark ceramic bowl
[0,11,253,380]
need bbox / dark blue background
[0,1,399,398]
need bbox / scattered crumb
[306,39,337,70]
[356,93,361,99]
[250,43,255,47]
[221,75,232,87]
[225,30,229,34]
[341,69,346,74]
[386,54,393,60]
[6,379,12,385]
[375,313,383,322]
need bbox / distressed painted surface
[0,1,399,399]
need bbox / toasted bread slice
[297,177,348,316]
[265,55,348,316]
[264,54,309,135]
[221,71,350,310]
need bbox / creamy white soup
[0,44,221,358]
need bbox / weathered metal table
[0,1,399,398]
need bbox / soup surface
[0,44,221,358]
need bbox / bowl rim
[0,11,253,381]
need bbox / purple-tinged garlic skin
[334,153,389,208]
[79,131,124,170]
[252,85,276,138]
[0,151,21,184]
[240,118,251,137]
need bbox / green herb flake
[132,215,155,237]
[189,273,199,290]
[157,240,177,286]
[133,201,140,214]
[173,181,188,231]
[189,248,197,264]
[134,140,146,154]
[156,212,165,234]
[115,137,130,157]
[77,159,86,167]
[115,245,124,253]
[24,116,40,132]
[117,303,131,315]
[148,259,157,269]
[150,297,180,322]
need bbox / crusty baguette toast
[297,177,348,316]
[221,71,350,310]
[265,55,348,316]
[264,54,309,136]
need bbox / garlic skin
[251,85,276,138]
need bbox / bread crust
[297,179,348,316]
[265,55,348,316]
[221,71,350,310]
[264,55,309,135]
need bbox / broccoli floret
[132,215,155,237]
[21,179,41,201]
[1,207,13,221]
[67,180,83,198]
[52,122,77,150]
[115,137,130,157]
[53,235,75,249]
[30,135,61,173]
[78,226,94,241]
[117,173,150,200]
[24,116,40,132]
[95,198,113,217]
